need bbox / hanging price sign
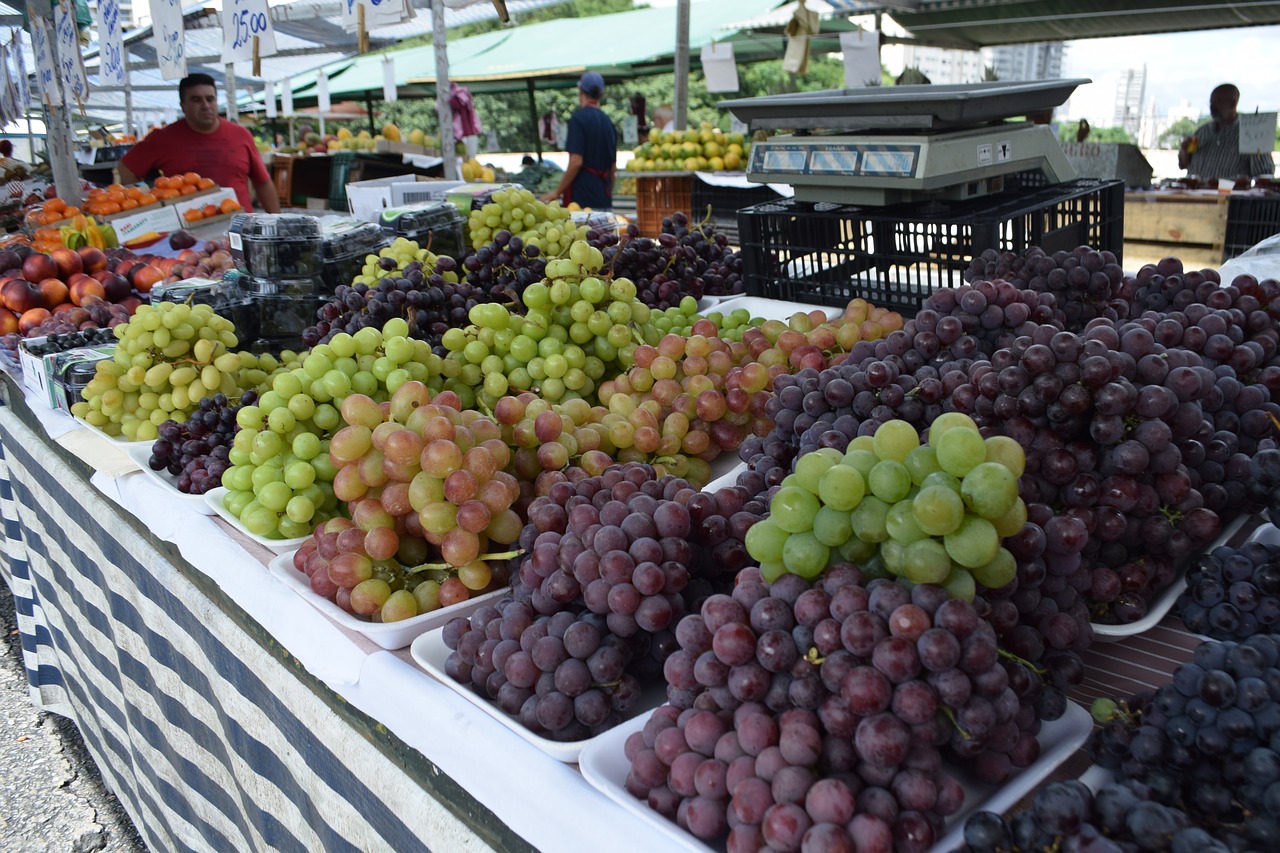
[98,0,128,85]
[222,0,277,64]
[31,19,57,106]
[151,0,188,81]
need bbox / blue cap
[578,71,605,98]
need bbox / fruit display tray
[714,295,842,323]
[1091,512,1261,642]
[701,460,745,494]
[203,487,310,553]
[579,699,1092,853]
[267,551,505,651]
[411,628,667,763]
[124,444,215,515]
[74,417,154,449]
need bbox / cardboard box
[111,205,183,251]
[345,175,466,223]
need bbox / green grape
[242,505,279,537]
[838,537,876,564]
[793,452,837,495]
[745,518,788,563]
[880,539,906,576]
[935,427,987,479]
[959,462,1019,520]
[943,567,976,602]
[943,515,1000,569]
[984,435,1027,478]
[903,539,952,584]
[848,435,875,453]
[927,412,979,445]
[904,445,941,486]
[872,420,920,463]
[921,471,962,492]
[769,486,820,534]
[912,485,965,536]
[867,460,911,503]
[885,500,929,544]
[971,547,1017,589]
[842,448,879,481]
[849,496,890,543]
[811,505,853,548]
[991,498,1028,539]
[781,531,829,579]
[817,464,865,512]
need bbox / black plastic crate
[737,179,1124,315]
[1224,194,1280,261]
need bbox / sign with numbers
[151,0,187,81]
[54,0,91,110]
[12,34,30,111]
[98,0,127,85]
[222,0,277,65]
[0,44,16,124]
[1240,112,1279,155]
[31,19,57,106]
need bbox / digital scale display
[752,143,920,178]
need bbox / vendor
[119,74,281,213]
[652,105,675,134]
[1178,84,1275,181]
[540,72,617,211]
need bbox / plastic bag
[1219,232,1280,284]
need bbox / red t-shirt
[122,119,270,211]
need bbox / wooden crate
[1123,191,1228,250]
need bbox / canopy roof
[827,0,1280,48]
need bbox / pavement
[0,577,147,853]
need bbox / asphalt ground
[0,577,147,852]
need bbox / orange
[154,176,171,189]
[45,198,67,213]
[125,187,144,199]
[179,185,197,196]
[62,206,79,218]
[219,198,240,213]
[120,199,139,210]
[183,172,201,185]
[105,190,125,203]
[184,209,203,222]
[196,177,215,190]
[138,193,157,206]
[202,203,218,217]
[107,183,125,193]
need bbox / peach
[0,311,17,335]
[38,278,69,307]
[2,279,45,313]
[49,248,83,280]
[77,247,108,274]
[19,307,51,335]
[69,278,106,306]
[131,264,163,294]
[21,253,57,284]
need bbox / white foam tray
[714,295,842,323]
[124,443,216,514]
[701,460,746,494]
[580,699,1092,853]
[76,417,154,448]
[1092,512,1260,642]
[410,627,666,763]
[202,486,311,553]
[267,550,505,651]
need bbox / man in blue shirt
[541,72,617,210]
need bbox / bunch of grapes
[1083,635,1280,852]
[466,187,585,256]
[459,229,547,303]
[702,304,764,343]
[645,569,1052,851]
[1248,448,1280,527]
[961,779,1209,853]
[439,242,662,410]
[966,245,1124,331]
[922,280,1061,357]
[745,417,1025,599]
[440,462,747,741]
[148,391,255,495]
[590,213,745,309]
[72,301,244,442]
[1176,541,1280,640]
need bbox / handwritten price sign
[222,0,277,65]
[98,0,127,85]
[151,0,187,81]
[30,19,57,106]
[54,0,91,108]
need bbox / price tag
[98,0,127,86]
[54,0,91,110]
[12,34,30,111]
[383,57,397,103]
[151,0,187,81]
[1240,112,1278,155]
[222,0,277,65]
[264,80,277,118]
[0,44,15,123]
[317,70,330,114]
[30,19,57,106]
[281,78,293,116]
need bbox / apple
[0,311,17,335]
[99,272,131,303]
[38,278,69,307]
[21,253,58,284]
[49,248,83,280]
[76,247,108,274]
[19,308,51,335]
[69,278,106,306]
[2,279,45,314]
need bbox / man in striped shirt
[1178,84,1275,181]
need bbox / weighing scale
[719,80,1089,206]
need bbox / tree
[1158,116,1203,149]
[1059,124,1134,145]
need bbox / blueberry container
[378,201,467,260]
[227,213,324,279]
[321,218,391,292]
[151,276,260,345]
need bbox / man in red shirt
[120,74,280,213]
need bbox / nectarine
[21,253,57,284]
[19,308,51,335]
[49,248,83,280]
[100,273,131,303]
[76,247,108,274]
[52,302,76,315]
[131,265,163,293]
[38,278,69,307]
[0,311,17,335]
[2,279,46,314]
[69,278,106,306]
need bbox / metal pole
[673,0,690,132]
[33,4,82,206]
[431,0,457,180]
[364,90,376,136]
[526,78,541,163]
[124,85,134,138]
[225,63,238,122]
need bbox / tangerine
[196,177,215,190]
[219,198,240,213]
[183,172,201,185]
[45,198,67,213]
[179,185,197,196]
[184,209,203,221]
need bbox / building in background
[984,42,1065,82]
[897,44,986,84]
[1113,66,1147,140]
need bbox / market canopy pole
[226,63,239,122]
[432,0,457,181]
[673,0,690,131]
[526,79,541,163]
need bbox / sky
[1055,26,1280,126]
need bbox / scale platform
[720,80,1090,206]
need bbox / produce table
[0,373,680,853]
